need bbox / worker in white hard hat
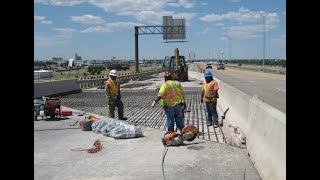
[105,69,127,120]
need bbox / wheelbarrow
[34,97,61,120]
[44,97,61,119]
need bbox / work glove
[117,95,121,100]
[200,99,203,103]
[151,101,156,107]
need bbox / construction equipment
[34,97,61,120]
[163,48,188,81]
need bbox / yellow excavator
[163,48,188,81]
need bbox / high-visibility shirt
[106,78,119,97]
[158,80,185,107]
[203,80,219,102]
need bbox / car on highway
[206,63,212,69]
[217,63,225,70]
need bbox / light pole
[224,35,231,62]
[221,51,224,63]
[262,13,265,72]
[247,9,266,72]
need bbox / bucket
[82,119,93,131]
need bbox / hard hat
[109,69,117,77]
[204,71,213,78]
[164,71,173,77]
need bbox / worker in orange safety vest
[105,69,127,120]
[151,71,186,132]
[201,70,219,128]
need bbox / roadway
[204,64,286,114]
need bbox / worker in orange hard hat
[151,71,186,133]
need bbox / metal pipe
[135,26,139,73]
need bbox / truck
[163,48,188,81]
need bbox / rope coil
[71,140,103,153]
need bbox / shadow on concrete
[41,117,70,121]
[34,127,81,131]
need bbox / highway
[205,64,286,113]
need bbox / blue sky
[34,0,286,60]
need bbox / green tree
[96,68,101,75]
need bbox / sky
[34,0,286,60]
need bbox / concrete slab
[34,107,261,180]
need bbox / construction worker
[105,69,127,120]
[152,71,186,133]
[201,70,219,128]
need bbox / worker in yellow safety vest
[105,69,127,120]
[152,71,186,132]
[201,70,219,128]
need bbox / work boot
[207,123,212,126]
[119,117,127,120]
[213,124,218,128]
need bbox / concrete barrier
[247,97,286,180]
[188,69,286,180]
[34,79,81,98]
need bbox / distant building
[34,70,53,79]
[75,53,82,61]
[68,59,74,68]
[52,57,63,61]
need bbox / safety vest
[158,80,185,107]
[106,78,119,97]
[203,80,219,102]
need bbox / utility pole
[224,35,231,61]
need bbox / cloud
[118,11,196,25]
[167,0,194,8]
[81,22,144,33]
[35,0,196,25]
[71,15,104,24]
[282,11,286,16]
[200,7,279,39]
[81,26,112,33]
[226,25,261,39]
[52,28,76,38]
[118,11,167,25]
[35,28,76,46]
[227,0,240,2]
[41,21,53,24]
[53,28,76,33]
[34,16,45,21]
[89,0,166,13]
[200,7,279,23]
[215,22,224,26]
[199,27,211,35]
[35,34,72,46]
[201,2,208,5]
[34,0,85,6]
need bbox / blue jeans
[164,104,185,132]
[205,102,218,124]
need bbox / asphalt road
[206,65,286,114]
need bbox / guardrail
[76,69,164,89]
[224,64,286,75]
